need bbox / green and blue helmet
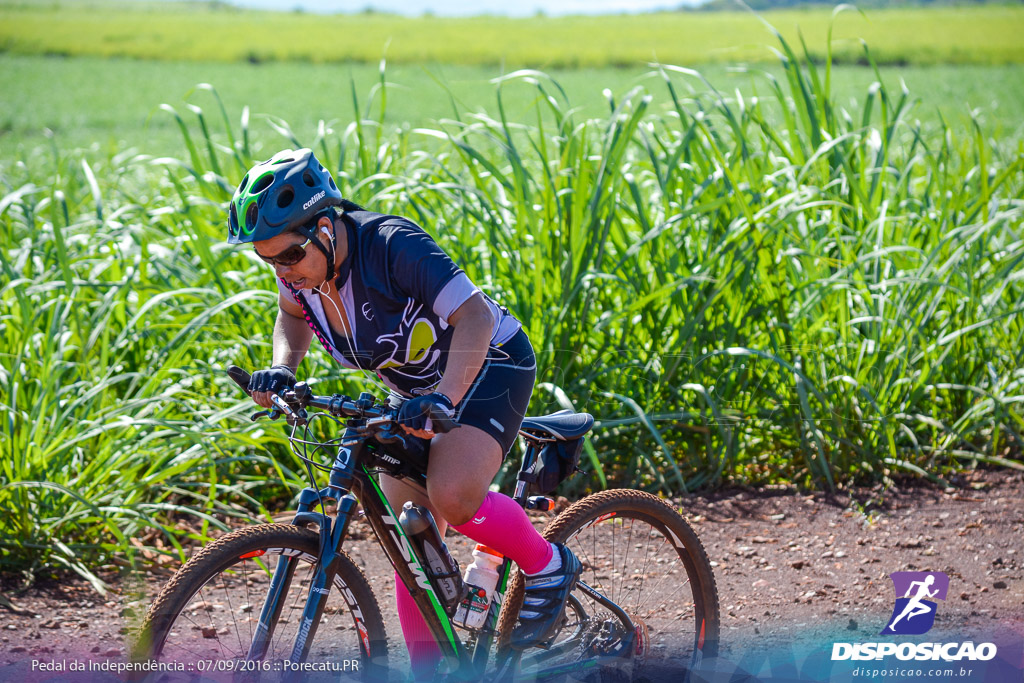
[227,148,343,244]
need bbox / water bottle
[453,544,504,630]
[398,502,463,614]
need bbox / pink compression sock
[450,491,554,574]
[395,570,441,680]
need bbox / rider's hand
[397,392,455,438]
[248,365,296,409]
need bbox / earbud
[320,227,331,238]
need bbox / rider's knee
[428,486,484,527]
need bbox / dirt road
[2,470,1021,679]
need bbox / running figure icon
[887,575,938,630]
[880,571,949,636]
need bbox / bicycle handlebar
[225,365,458,435]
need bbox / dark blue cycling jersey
[278,209,521,396]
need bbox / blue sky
[209,0,696,16]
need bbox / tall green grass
[2,24,1022,581]
[0,150,305,586]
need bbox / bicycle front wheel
[133,524,389,682]
[498,489,719,680]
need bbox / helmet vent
[302,170,317,187]
[245,202,259,231]
[228,203,238,234]
[252,173,274,194]
[277,187,295,208]
[328,176,337,190]
[237,174,249,193]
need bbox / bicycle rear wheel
[497,489,719,681]
[133,524,389,682]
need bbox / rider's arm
[434,292,494,405]
[250,295,313,410]
[272,294,313,371]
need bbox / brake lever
[251,409,281,422]
[270,394,294,415]
[426,404,460,434]
[374,428,407,446]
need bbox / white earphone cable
[312,234,392,396]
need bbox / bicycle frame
[247,412,632,681]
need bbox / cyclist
[228,149,581,678]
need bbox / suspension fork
[246,435,361,666]
[243,491,358,663]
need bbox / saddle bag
[523,437,585,495]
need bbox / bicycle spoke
[635,520,656,616]
[148,543,377,679]
[553,507,710,672]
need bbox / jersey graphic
[280,209,520,396]
[375,300,448,389]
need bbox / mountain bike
[131,367,720,681]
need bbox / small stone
[821,551,834,558]
[961,592,970,600]
[993,581,1008,589]
[847,619,858,631]
[103,648,120,657]
[201,627,217,639]
[770,514,786,521]
[10,646,26,653]
[91,646,101,653]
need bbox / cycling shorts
[451,328,537,459]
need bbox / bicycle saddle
[520,410,594,441]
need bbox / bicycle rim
[517,492,719,681]
[137,526,387,682]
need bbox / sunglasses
[253,237,311,267]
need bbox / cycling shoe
[510,543,582,650]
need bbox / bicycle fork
[245,490,359,671]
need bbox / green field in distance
[1,1,1023,67]
[3,56,1023,161]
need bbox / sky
[207,0,694,17]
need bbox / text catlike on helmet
[227,148,343,244]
